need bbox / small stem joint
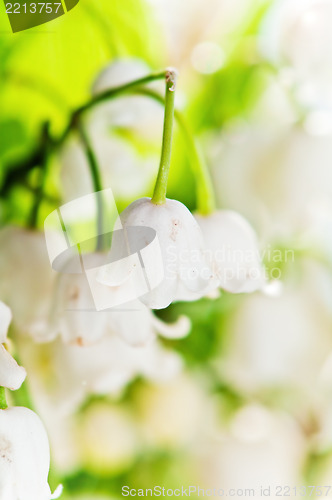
[165,68,178,92]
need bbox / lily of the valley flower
[0,406,61,500]
[193,404,306,492]
[99,197,219,309]
[218,259,332,398]
[0,301,26,391]
[18,333,183,415]
[211,123,332,244]
[261,0,332,110]
[195,210,265,293]
[47,252,190,346]
[0,227,57,339]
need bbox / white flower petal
[140,277,178,310]
[97,250,136,287]
[260,0,332,111]
[0,302,12,344]
[0,346,26,390]
[110,305,191,346]
[196,210,265,294]
[108,301,155,347]
[20,332,183,415]
[151,314,191,340]
[0,227,56,338]
[49,254,109,346]
[50,484,63,499]
[49,251,190,346]
[140,343,183,383]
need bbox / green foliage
[0,0,164,185]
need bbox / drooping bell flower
[18,333,184,415]
[98,197,219,309]
[260,0,332,110]
[90,67,219,308]
[0,301,26,390]
[48,252,191,346]
[195,210,265,293]
[0,227,57,339]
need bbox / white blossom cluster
[0,60,269,498]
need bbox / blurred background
[1,0,332,498]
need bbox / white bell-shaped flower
[195,210,265,293]
[18,334,183,415]
[260,0,332,110]
[48,252,190,346]
[194,404,305,493]
[59,335,183,404]
[211,123,332,245]
[0,406,60,500]
[219,259,332,398]
[99,197,219,309]
[46,253,109,345]
[0,227,57,338]
[0,301,26,391]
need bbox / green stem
[52,71,169,156]
[77,70,167,116]
[29,122,52,228]
[0,387,7,410]
[77,121,104,251]
[175,113,216,215]
[151,69,177,205]
[2,70,174,201]
[136,88,216,214]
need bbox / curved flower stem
[77,120,104,251]
[151,69,177,205]
[4,69,212,219]
[136,88,216,214]
[50,70,171,231]
[0,387,7,410]
[51,70,171,163]
[173,113,216,215]
[78,70,167,115]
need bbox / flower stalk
[151,69,177,205]
[176,113,216,215]
[29,122,52,228]
[134,88,216,214]
[78,70,167,115]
